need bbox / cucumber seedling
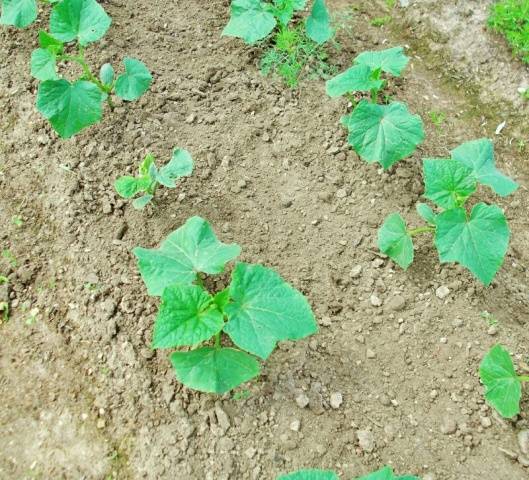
[223,0,335,87]
[0,0,56,29]
[134,216,318,394]
[115,148,194,210]
[277,465,420,480]
[480,344,529,418]
[378,138,518,285]
[326,46,424,169]
[31,0,152,138]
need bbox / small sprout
[1,249,17,268]
[133,216,318,393]
[277,465,420,480]
[480,344,529,418]
[370,15,392,27]
[429,110,446,127]
[481,311,499,327]
[378,139,517,285]
[115,148,194,210]
[11,215,23,227]
[26,307,39,325]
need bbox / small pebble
[330,392,343,409]
[436,285,450,299]
[296,393,310,409]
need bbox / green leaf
[154,148,194,188]
[114,176,141,198]
[132,194,153,210]
[326,64,384,97]
[277,470,339,480]
[50,0,111,46]
[213,288,231,312]
[170,347,260,394]
[435,203,510,285]
[355,46,409,77]
[416,202,436,225]
[305,0,334,45]
[224,262,317,360]
[356,466,393,480]
[36,79,103,138]
[378,213,414,270]
[99,63,114,86]
[451,138,518,197]
[139,153,155,175]
[114,57,152,101]
[0,0,37,28]
[38,31,64,54]
[423,159,476,210]
[153,284,224,349]
[479,344,522,418]
[222,0,277,45]
[269,0,305,26]
[342,100,424,169]
[133,216,241,296]
[31,48,59,81]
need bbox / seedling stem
[518,376,529,382]
[407,226,435,236]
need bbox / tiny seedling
[370,16,392,27]
[481,311,499,327]
[134,216,318,394]
[480,344,529,418]
[31,0,152,138]
[223,0,335,87]
[277,465,419,480]
[11,215,23,227]
[1,249,17,268]
[378,138,518,285]
[326,46,424,169]
[115,148,194,210]
[428,110,445,128]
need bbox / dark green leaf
[434,203,510,285]
[50,0,111,46]
[36,79,103,138]
[170,347,260,394]
[213,288,231,312]
[354,46,409,77]
[31,48,59,81]
[38,31,64,54]
[0,0,37,28]
[224,262,317,360]
[222,0,277,45]
[114,57,152,101]
[326,64,384,97]
[378,213,414,269]
[305,0,333,45]
[133,216,241,296]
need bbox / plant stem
[370,88,379,103]
[518,375,529,382]
[214,332,221,349]
[407,226,435,237]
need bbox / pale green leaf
[31,48,59,81]
[36,79,103,138]
[154,148,194,188]
[222,0,277,45]
[224,262,317,360]
[305,0,334,45]
[132,194,153,210]
[480,344,522,418]
[434,203,510,285]
[114,176,140,198]
[153,284,224,348]
[277,470,339,480]
[326,64,384,97]
[133,216,241,296]
[114,57,152,101]
[99,63,114,86]
[356,466,393,480]
[342,100,424,169]
[170,347,260,393]
[416,203,436,225]
[50,0,111,46]
[0,0,37,28]
[355,46,409,77]
[378,213,414,269]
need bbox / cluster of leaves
[115,148,193,210]
[480,344,529,418]
[378,139,518,285]
[326,47,424,169]
[134,216,318,394]
[26,0,151,138]
[488,0,529,64]
[223,0,335,87]
[277,465,419,480]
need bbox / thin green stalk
[214,332,221,349]
[518,376,529,383]
[407,226,435,237]
[370,88,379,103]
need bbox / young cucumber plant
[480,344,529,419]
[134,216,318,394]
[31,0,152,138]
[223,0,335,87]
[115,148,194,210]
[277,465,420,480]
[326,47,425,169]
[378,138,518,285]
[0,0,56,29]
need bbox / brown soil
[1,1,528,479]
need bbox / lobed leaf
[277,471,339,480]
[36,79,103,138]
[354,46,409,77]
[224,262,317,360]
[378,213,414,270]
[326,64,384,97]
[305,0,334,45]
[170,347,260,394]
[222,0,277,45]
[115,176,141,198]
[434,203,509,285]
[114,57,152,101]
[416,203,436,225]
[133,216,241,296]
[50,0,111,46]
[342,100,424,169]
[422,159,476,210]
[31,48,59,81]
[451,138,518,197]
[153,284,224,349]
[153,148,194,188]
[0,0,37,28]
[479,344,521,418]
